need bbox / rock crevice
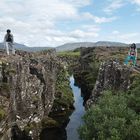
[86,60,131,107]
[0,51,58,139]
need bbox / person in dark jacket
[4,29,15,55]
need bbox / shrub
[79,91,140,140]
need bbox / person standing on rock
[4,29,15,55]
[124,43,137,66]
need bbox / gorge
[0,46,140,140]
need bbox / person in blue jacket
[124,43,137,66]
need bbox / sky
[0,0,140,47]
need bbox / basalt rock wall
[0,50,58,139]
[86,60,131,107]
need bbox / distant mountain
[0,43,51,52]
[22,46,52,52]
[56,41,129,52]
[56,42,95,52]
[136,43,140,48]
[0,42,27,50]
[1,41,139,53]
[94,41,127,47]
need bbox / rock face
[0,50,58,139]
[73,47,98,104]
[86,60,131,107]
[72,47,132,107]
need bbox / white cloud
[109,31,140,43]
[0,0,117,47]
[112,30,120,35]
[63,0,91,7]
[119,33,140,42]
[81,25,100,32]
[104,0,125,14]
[133,0,140,5]
[128,0,140,13]
[82,12,117,23]
[70,29,99,39]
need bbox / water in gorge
[66,76,85,140]
[40,76,85,140]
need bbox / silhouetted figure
[4,29,15,55]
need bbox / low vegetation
[41,116,59,129]
[79,76,140,140]
[0,107,6,121]
[56,68,74,109]
[50,66,74,116]
[57,50,80,57]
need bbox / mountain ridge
[56,41,130,52]
[1,41,140,52]
[0,43,51,52]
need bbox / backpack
[6,34,12,42]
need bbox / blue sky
[0,0,140,47]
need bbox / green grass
[0,107,6,121]
[51,67,74,114]
[56,83,74,108]
[57,51,80,57]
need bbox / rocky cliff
[73,47,134,106]
[86,60,132,107]
[73,47,99,104]
[0,50,66,139]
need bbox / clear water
[40,76,85,140]
[66,76,85,140]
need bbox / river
[66,76,85,140]
[40,76,85,140]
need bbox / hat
[130,43,136,49]
[7,29,11,33]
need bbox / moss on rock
[0,83,10,92]
[41,117,59,129]
[54,67,74,111]
[0,107,6,121]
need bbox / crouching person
[124,43,137,66]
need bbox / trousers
[5,42,15,55]
[124,55,136,66]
